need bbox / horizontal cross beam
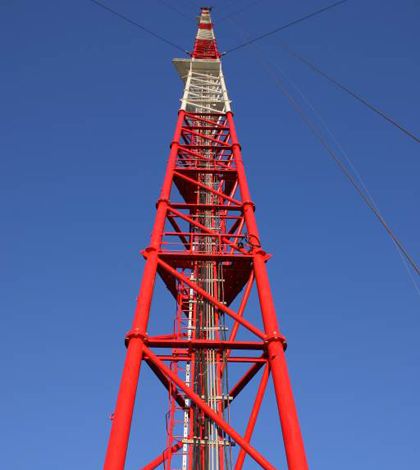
[143,346,277,470]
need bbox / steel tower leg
[228,112,309,470]
[103,112,185,470]
[103,7,309,470]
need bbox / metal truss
[103,7,308,470]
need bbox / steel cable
[156,0,196,24]
[271,60,420,295]
[228,18,420,277]
[275,42,420,145]
[261,63,420,276]
[223,0,349,54]
[87,0,189,54]
[218,0,266,23]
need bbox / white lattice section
[173,59,231,113]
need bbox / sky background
[1,0,419,469]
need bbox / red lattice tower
[103,8,308,470]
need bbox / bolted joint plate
[155,197,169,209]
[124,328,148,348]
[264,332,287,351]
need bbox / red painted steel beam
[184,112,229,128]
[220,270,255,373]
[227,112,309,470]
[169,203,242,211]
[140,441,183,470]
[178,145,227,165]
[103,111,186,470]
[166,206,247,255]
[166,215,190,250]
[229,358,266,401]
[173,171,241,206]
[227,216,242,236]
[144,358,186,408]
[143,346,278,470]
[228,270,255,344]
[157,252,253,262]
[153,355,267,363]
[154,256,265,339]
[147,334,180,341]
[104,6,309,469]
[235,364,271,470]
[176,167,237,176]
[183,125,226,130]
[146,338,265,350]
[183,128,231,147]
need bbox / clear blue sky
[1,0,419,469]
